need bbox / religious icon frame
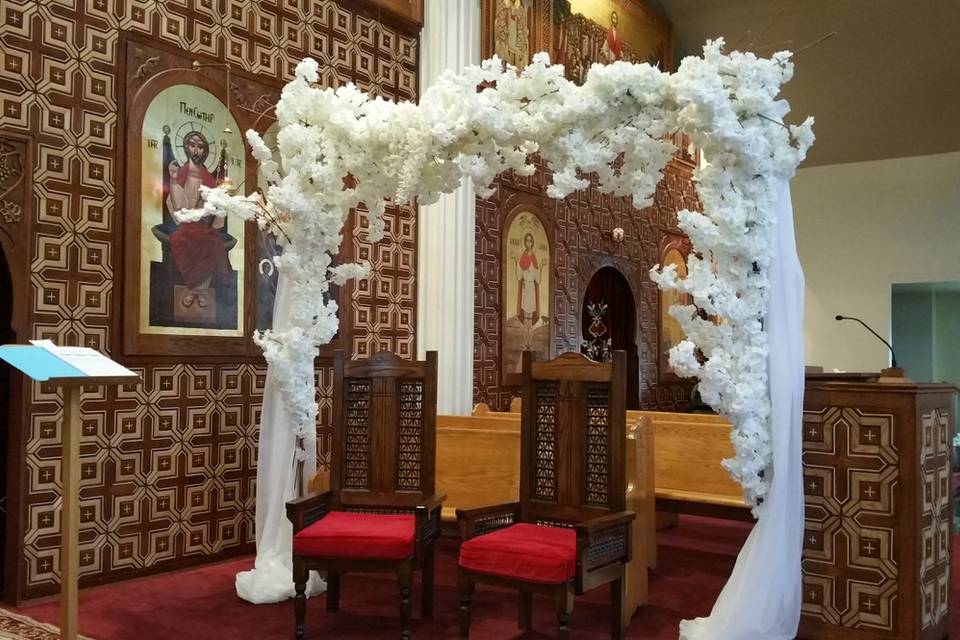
[119,35,353,359]
[122,64,253,357]
[657,232,694,383]
[500,195,554,387]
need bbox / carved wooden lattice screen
[521,351,626,525]
[585,382,611,506]
[332,351,437,506]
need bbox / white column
[417,0,480,415]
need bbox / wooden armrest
[416,493,446,513]
[285,490,331,533]
[573,510,636,537]
[575,510,635,573]
[413,494,446,550]
[455,502,520,541]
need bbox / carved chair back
[519,350,627,525]
[330,350,438,510]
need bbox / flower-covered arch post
[186,40,813,638]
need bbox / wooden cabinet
[801,381,956,640]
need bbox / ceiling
[648,0,960,167]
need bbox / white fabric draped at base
[236,272,325,604]
[679,179,806,639]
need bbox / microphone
[835,315,898,368]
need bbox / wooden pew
[436,411,655,623]
[436,411,520,523]
[627,410,752,521]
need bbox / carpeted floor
[10,516,955,639]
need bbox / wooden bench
[627,410,752,521]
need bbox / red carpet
[11,517,956,638]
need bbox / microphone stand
[834,315,908,382]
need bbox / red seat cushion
[293,511,415,560]
[459,523,576,584]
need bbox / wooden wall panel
[0,0,418,601]
[474,0,697,411]
[473,157,700,411]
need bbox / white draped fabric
[679,179,806,639]
[236,273,325,604]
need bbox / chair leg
[293,557,308,640]
[518,588,533,630]
[611,575,626,640]
[398,560,413,640]
[458,569,475,639]
[517,587,533,631]
[554,584,573,640]
[421,545,435,619]
[326,571,340,613]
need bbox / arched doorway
[581,266,640,408]
[0,245,12,597]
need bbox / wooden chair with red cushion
[286,350,444,640]
[456,351,635,639]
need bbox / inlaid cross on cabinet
[804,410,888,504]
[802,406,899,633]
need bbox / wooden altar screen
[800,379,956,640]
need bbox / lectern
[0,342,139,640]
[800,374,956,640]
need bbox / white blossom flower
[199,40,813,511]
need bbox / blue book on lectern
[0,345,86,381]
[0,341,137,383]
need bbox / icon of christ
[166,131,233,304]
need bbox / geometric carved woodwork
[333,351,436,500]
[523,352,626,521]
[344,379,372,490]
[0,0,419,601]
[474,0,692,413]
[800,381,956,640]
[802,407,900,632]
[397,380,424,490]
[473,156,700,413]
[919,408,950,632]
[533,381,558,501]
[585,383,611,506]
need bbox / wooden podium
[0,342,138,640]
[800,374,956,640]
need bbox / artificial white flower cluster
[649,42,813,511]
[186,40,812,505]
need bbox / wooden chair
[456,351,635,639]
[286,351,444,640]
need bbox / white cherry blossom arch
[186,39,813,639]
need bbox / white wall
[793,151,960,373]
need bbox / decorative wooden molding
[0,138,25,225]
[359,0,424,31]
